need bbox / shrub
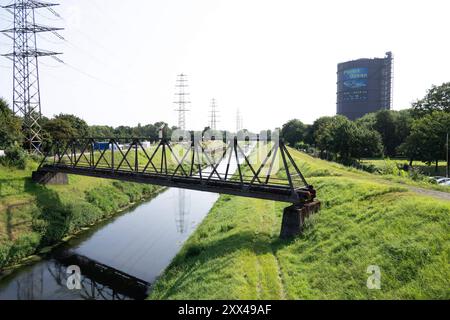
[66,202,104,233]
[5,233,41,265]
[0,243,12,268]
[0,144,27,169]
[85,185,129,214]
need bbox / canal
[0,143,253,300]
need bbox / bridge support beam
[32,170,69,185]
[280,201,321,239]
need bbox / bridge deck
[33,137,317,205]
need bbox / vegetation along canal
[0,145,251,300]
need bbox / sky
[0,0,449,132]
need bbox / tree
[328,116,356,163]
[281,119,306,146]
[352,125,383,160]
[412,82,450,118]
[373,110,397,156]
[54,114,89,137]
[357,109,413,157]
[113,125,133,137]
[89,125,115,138]
[43,118,78,141]
[312,116,334,159]
[303,124,314,146]
[400,111,450,171]
[0,98,23,149]
[394,110,413,155]
[310,115,382,163]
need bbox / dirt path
[407,186,450,201]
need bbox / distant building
[336,52,393,120]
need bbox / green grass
[361,158,448,177]
[149,149,450,300]
[0,143,227,269]
[0,159,164,269]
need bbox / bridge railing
[36,136,316,203]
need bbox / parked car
[429,176,446,184]
[437,178,450,185]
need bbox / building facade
[336,52,393,120]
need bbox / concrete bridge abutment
[280,201,321,239]
[32,170,69,185]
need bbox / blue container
[93,142,110,151]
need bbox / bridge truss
[34,136,317,205]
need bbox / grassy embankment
[150,148,450,299]
[0,146,181,270]
[359,158,449,193]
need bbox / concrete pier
[32,170,69,185]
[280,201,321,239]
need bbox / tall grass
[149,149,449,300]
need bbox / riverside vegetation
[0,159,163,270]
[0,144,214,271]
[149,148,450,299]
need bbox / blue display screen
[341,68,368,101]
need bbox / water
[0,143,253,300]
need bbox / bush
[85,185,129,214]
[0,145,27,169]
[0,243,12,268]
[0,233,42,267]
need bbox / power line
[39,60,63,68]
[49,55,116,88]
[35,7,60,21]
[37,33,64,45]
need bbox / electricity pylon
[209,98,219,130]
[1,0,63,153]
[173,74,190,130]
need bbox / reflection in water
[16,267,44,300]
[5,251,150,300]
[55,251,150,300]
[175,189,190,234]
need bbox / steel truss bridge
[33,136,317,205]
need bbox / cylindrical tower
[336,52,393,120]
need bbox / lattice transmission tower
[209,98,219,130]
[1,0,63,153]
[173,73,190,130]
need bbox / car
[429,176,446,184]
[437,177,450,184]
[438,179,450,186]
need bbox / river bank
[149,148,450,299]
[0,145,249,299]
[0,161,165,272]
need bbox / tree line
[1,82,449,172]
[281,82,450,171]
